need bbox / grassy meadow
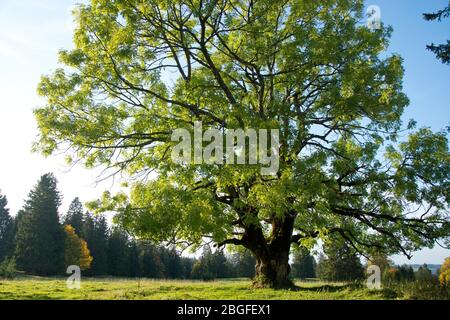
[0,277,400,300]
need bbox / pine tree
[190,246,231,280]
[317,239,364,282]
[291,247,316,279]
[230,250,256,278]
[128,241,141,278]
[107,227,130,276]
[64,225,93,270]
[180,256,195,279]
[210,250,231,278]
[63,198,84,236]
[82,212,109,276]
[160,247,183,279]
[14,173,65,275]
[423,4,450,64]
[139,242,165,278]
[0,193,15,262]
[396,264,415,282]
[416,264,435,283]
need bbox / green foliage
[191,246,232,280]
[291,246,316,279]
[159,247,183,279]
[383,265,415,284]
[397,280,448,300]
[380,262,448,299]
[82,212,109,276]
[63,198,84,236]
[139,242,166,278]
[229,249,256,278]
[317,239,364,282]
[107,227,132,277]
[33,0,450,286]
[14,173,65,275]
[0,257,17,279]
[415,264,435,283]
[0,193,15,262]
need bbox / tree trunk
[247,215,295,289]
[253,246,293,289]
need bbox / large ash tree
[35,0,449,288]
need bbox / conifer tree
[107,227,131,276]
[291,247,316,279]
[317,238,364,281]
[82,212,109,275]
[0,193,15,262]
[14,173,65,275]
[63,197,84,236]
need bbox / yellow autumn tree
[439,257,450,288]
[64,225,93,270]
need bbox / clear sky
[0,0,448,264]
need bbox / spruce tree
[139,242,165,278]
[291,247,316,279]
[0,193,15,262]
[230,250,256,278]
[14,173,65,275]
[423,4,450,64]
[107,227,130,276]
[128,241,141,278]
[63,197,84,236]
[82,212,109,276]
[160,247,183,279]
[317,239,364,282]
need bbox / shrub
[398,279,448,300]
[0,258,17,279]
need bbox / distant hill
[409,264,441,275]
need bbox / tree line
[0,173,255,279]
[1,173,448,288]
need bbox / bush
[0,258,17,279]
[396,280,448,300]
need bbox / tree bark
[253,246,293,289]
[246,215,295,289]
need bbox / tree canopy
[291,246,316,279]
[63,197,85,236]
[34,0,449,287]
[316,238,364,281]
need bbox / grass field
[0,277,393,300]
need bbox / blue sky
[0,0,448,264]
